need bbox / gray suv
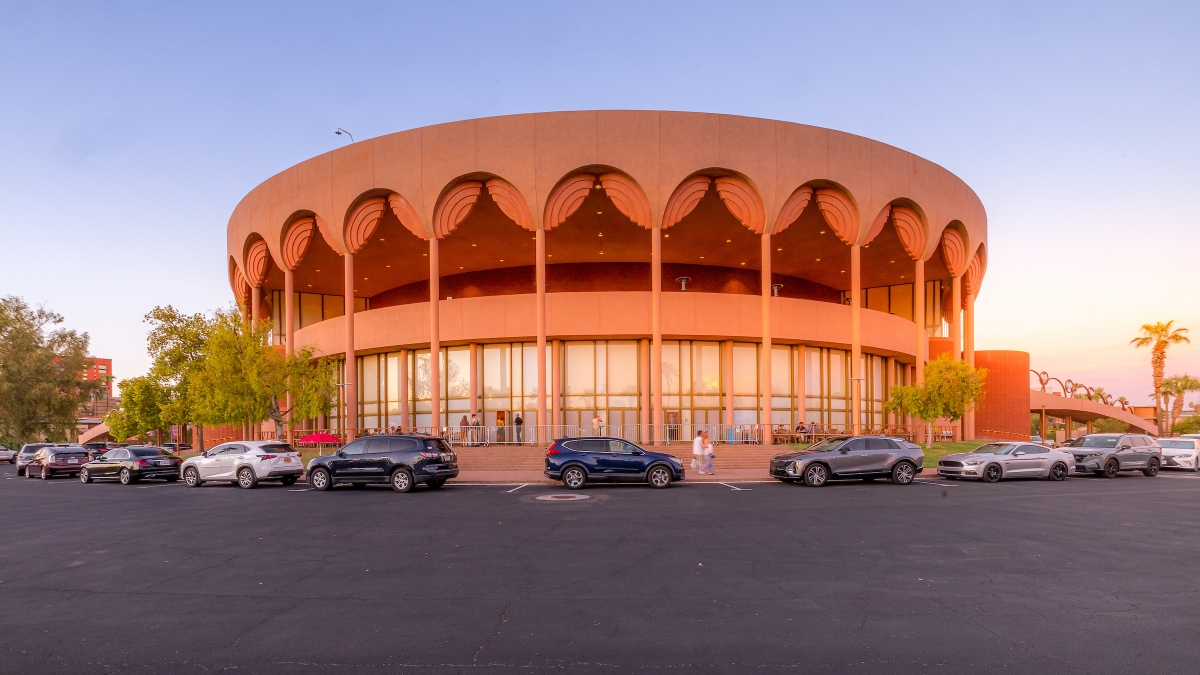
[1071,433,1162,478]
[769,435,925,486]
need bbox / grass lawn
[788,440,985,468]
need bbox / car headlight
[964,460,983,466]
[786,461,798,475]
[669,457,683,465]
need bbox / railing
[259,423,963,448]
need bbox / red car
[27,447,91,479]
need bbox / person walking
[692,430,708,474]
[513,412,524,444]
[701,430,715,475]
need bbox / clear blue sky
[2,1,1198,405]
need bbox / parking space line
[136,483,179,489]
[506,484,529,493]
[717,482,752,491]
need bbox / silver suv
[180,440,303,488]
[1071,433,1162,478]
[769,435,925,486]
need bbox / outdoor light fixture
[335,128,355,143]
[676,277,691,291]
[771,284,783,297]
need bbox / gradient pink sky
[1,2,1197,405]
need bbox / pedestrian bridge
[1030,390,1154,434]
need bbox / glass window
[843,438,869,451]
[565,343,595,395]
[771,346,791,396]
[446,348,470,399]
[361,355,379,404]
[732,343,757,396]
[340,440,367,455]
[261,443,295,453]
[1079,436,1119,448]
[565,439,603,453]
[386,354,401,414]
[414,351,432,401]
[483,345,511,397]
[522,344,541,397]
[389,438,421,452]
[1018,444,1045,454]
[607,342,639,396]
[865,438,892,450]
[866,287,889,313]
[1159,439,1196,449]
[323,294,345,319]
[364,438,390,454]
[300,293,323,328]
[829,351,846,398]
[890,284,913,321]
[662,342,680,396]
[692,342,721,395]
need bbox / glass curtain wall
[840,280,945,337]
[268,290,369,346]
[660,341,723,432]
[561,341,641,435]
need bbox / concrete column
[284,269,294,426]
[399,349,409,430]
[250,286,260,331]
[885,356,895,428]
[851,244,862,435]
[429,237,441,430]
[796,345,805,426]
[950,274,962,361]
[914,259,926,384]
[552,339,562,429]
[536,228,547,442]
[760,232,772,445]
[652,225,663,443]
[343,252,357,441]
[964,290,975,439]
[469,343,479,416]
[640,338,651,442]
[1040,409,1046,440]
[724,340,735,429]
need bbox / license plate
[68,459,77,464]
[282,457,293,463]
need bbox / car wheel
[1143,457,1160,477]
[891,462,916,485]
[391,468,414,493]
[237,467,257,489]
[79,468,92,484]
[280,475,297,486]
[982,463,1002,483]
[1102,458,1120,478]
[562,465,587,489]
[647,464,673,488]
[41,465,50,480]
[803,463,828,487]
[119,468,133,485]
[1049,462,1068,481]
[427,479,446,489]
[309,468,332,491]
[183,467,202,487]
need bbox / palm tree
[1164,374,1200,433]
[1131,321,1190,435]
[1116,396,1130,410]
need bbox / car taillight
[419,451,440,459]
[547,444,560,456]
[136,460,150,467]
[260,455,276,460]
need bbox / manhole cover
[535,494,591,501]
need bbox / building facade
[226,111,991,443]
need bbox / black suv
[305,434,458,492]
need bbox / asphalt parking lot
[2,468,1200,674]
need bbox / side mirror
[201,451,208,458]
[632,449,644,455]
[338,451,347,458]
[1014,451,1026,456]
[1118,445,1131,451]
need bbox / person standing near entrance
[459,415,470,446]
[591,413,604,437]
[513,412,524,444]
[693,430,708,474]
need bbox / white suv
[180,441,303,489]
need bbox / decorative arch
[484,177,536,232]
[662,175,711,230]
[344,196,388,254]
[713,176,765,234]
[230,260,251,310]
[386,192,428,240]
[939,224,970,278]
[244,238,271,288]
[964,245,987,299]
[544,174,598,231]
[772,185,813,235]
[281,216,316,271]
[814,188,858,245]
[598,172,652,229]
[891,206,927,261]
[433,182,483,239]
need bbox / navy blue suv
[544,437,685,489]
[306,435,458,492]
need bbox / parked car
[1156,438,1200,472]
[770,435,924,486]
[15,443,56,476]
[306,434,459,492]
[27,446,91,479]
[180,441,303,488]
[0,445,14,463]
[80,446,182,484]
[1070,433,1162,478]
[544,437,685,489]
[937,442,1075,482]
[82,442,126,461]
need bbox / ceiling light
[459,266,464,269]
[699,256,705,259]
[307,284,312,287]
[499,259,504,262]
[386,265,391,268]
[664,234,669,238]
[777,248,782,251]
[379,238,384,241]
[598,233,603,237]
[890,260,895,263]
[363,277,368,280]
[815,258,821,262]
[423,253,427,256]
[740,262,745,265]
[597,211,603,215]
[840,270,845,273]
[594,184,602,189]
[472,243,476,247]
[726,239,731,243]
[315,269,320,272]
[599,251,604,255]
[819,230,826,234]
[900,275,905,279]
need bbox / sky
[1,1,1198,405]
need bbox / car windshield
[260,443,295,453]
[131,447,173,457]
[805,438,848,453]
[1159,440,1195,449]
[1079,436,1119,448]
[972,443,1016,455]
[425,439,452,453]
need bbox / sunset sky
[1,1,1197,404]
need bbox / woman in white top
[693,430,714,474]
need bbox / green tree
[1170,415,1200,435]
[1131,321,1190,435]
[886,354,987,447]
[144,306,213,448]
[104,375,167,443]
[1093,417,1130,433]
[1162,374,1200,432]
[0,296,102,444]
[189,308,337,439]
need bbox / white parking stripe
[506,484,529,493]
[717,482,752,491]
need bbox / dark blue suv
[544,437,685,489]
[306,435,458,492]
